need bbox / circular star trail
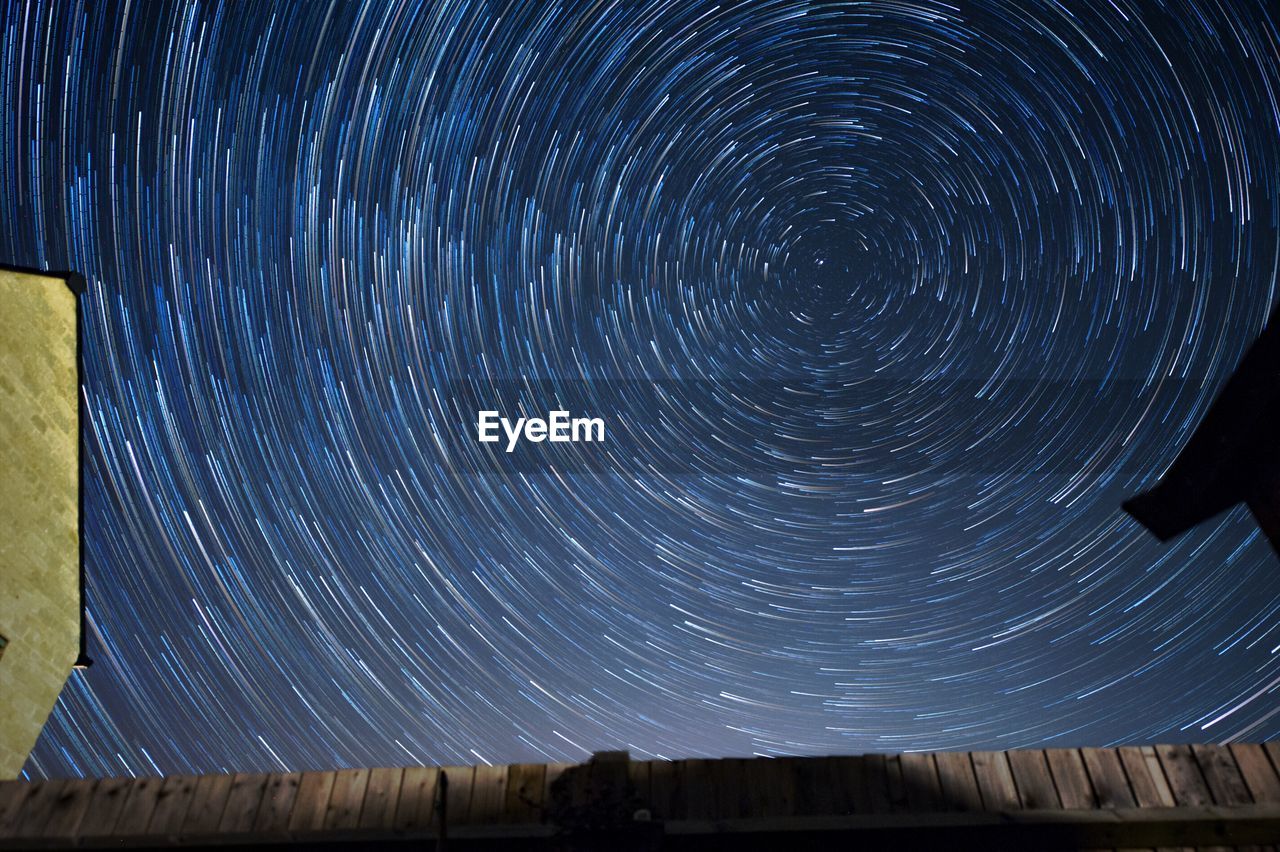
[5,0,1280,777]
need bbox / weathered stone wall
[0,268,80,779]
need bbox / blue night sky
[5,0,1280,778]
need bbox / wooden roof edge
[4,804,1280,849]
[6,743,1280,848]
[5,742,1278,786]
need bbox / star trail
[6,0,1280,779]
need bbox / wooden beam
[660,805,1280,847]
[3,804,1275,849]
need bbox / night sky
[6,0,1280,779]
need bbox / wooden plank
[0,780,30,836]
[627,760,652,817]
[40,777,98,839]
[540,762,572,823]
[1081,747,1137,808]
[358,767,404,830]
[0,777,36,834]
[1155,745,1224,852]
[885,754,909,812]
[593,753,631,806]
[1193,745,1266,852]
[1137,744,1189,852]
[323,767,370,831]
[970,750,1020,811]
[1154,745,1213,807]
[797,757,840,816]
[1253,745,1280,852]
[145,775,197,836]
[1046,749,1097,809]
[439,765,474,830]
[1265,742,1280,778]
[827,756,873,815]
[712,758,750,819]
[75,775,133,837]
[393,765,440,832]
[762,757,800,818]
[505,763,546,823]
[1193,744,1253,805]
[1141,746,1179,805]
[250,772,300,834]
[934,751,983,812]
[9,778,67,838]
[111,775,163,836]
[1118,746,1175,807]
[1232,744,1280,803]
[683,759,716,819]
[860,754,893,814]
[286,770,336,833]
[1043,749,1111,852]
[899,752,942,811]
[1119,745,1183,852]
[548,760,588,823]
[217,772,269,834]
[1008,749,1061,810]
[732,758,767,821]
[180,772,235,836]
[647,758,684,821]
[466,764,508,825]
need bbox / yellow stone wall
[0,268,81,779]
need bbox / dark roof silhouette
[1124,301,1280,553]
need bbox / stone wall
[0,268,81,779]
